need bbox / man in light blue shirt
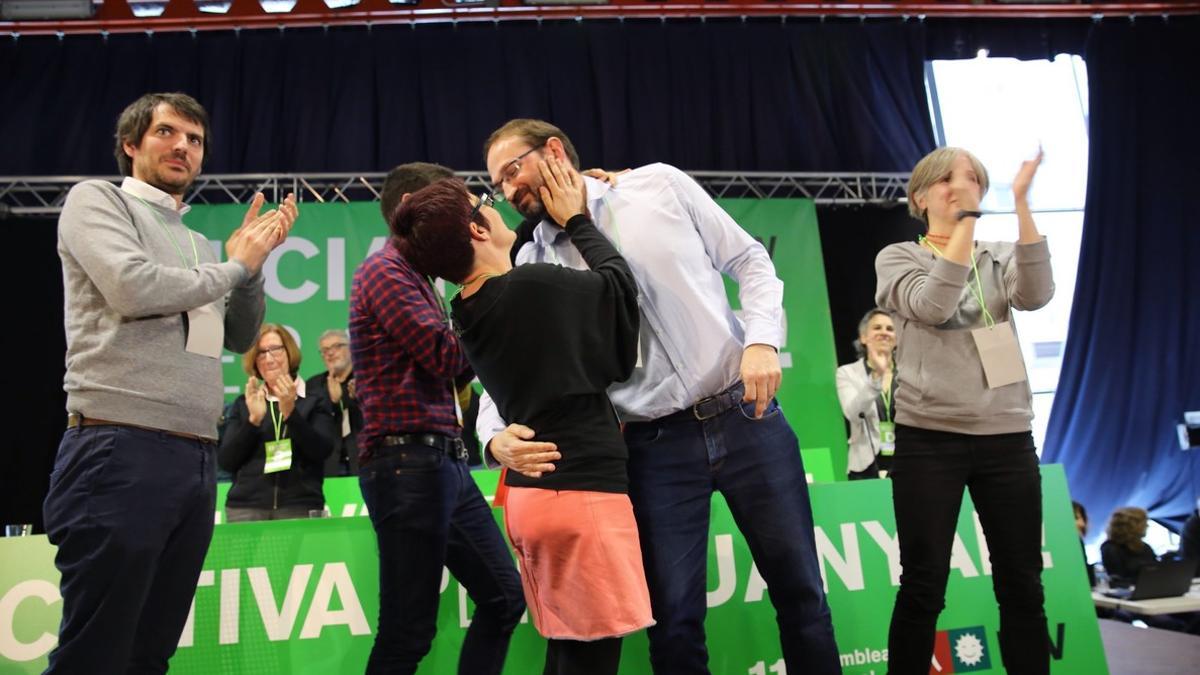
[478,119,840,674]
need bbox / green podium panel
[0,465,1105,674]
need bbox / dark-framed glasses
[468,191,496,222]
[488,143,545,197]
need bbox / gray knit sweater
[58,179,265,439]
[874,238,1054,435]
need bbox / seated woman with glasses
[396,160,650,675]
[218,323,338,522]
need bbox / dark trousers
[358,444,525,675]
[43,425,217,674]
[625,398,841,675]
[887,424,1049,675]
[543,637,623,675]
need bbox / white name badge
[971,321,1028,389]
[185,302,224,359]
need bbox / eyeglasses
[488,143,545,198]
[319,343,348,356]
[468,190,496,223]
[256,345,287,359]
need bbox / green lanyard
[268,400,283,442]
[879,363,895,423]
[135,196,199,268]
[919,236,996,328]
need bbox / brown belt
[67,413,216,445]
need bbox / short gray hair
[906,147,989,221]
[318,329,348,344]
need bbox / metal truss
[0,171,910,216]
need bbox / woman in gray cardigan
[835,308,896,480]
[875,147,1053,674]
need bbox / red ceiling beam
[3,1,1198,36]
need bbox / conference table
[1092,580,1200,616]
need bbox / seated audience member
[1072,501,1096,587]
[836,308,897,479]
[1179,501,1200,576]
[399,163,650,675]
[1101,506,1159,587]
[306,328,363,477]
[219,323,337,521]
[1101,506,1200,633]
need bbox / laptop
[1103,558,1196,601]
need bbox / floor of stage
[1099,618,1200,674]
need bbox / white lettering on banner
[298,563,370,638]
[744,562,767,603]
[178,564,371,648]
[180,569,215,648]
[327,238,346,301]
[326,237,345,297]
[0,580,60,662]
[861,521,902,586]
[803,519,1054,594]
[973,512,992,576]
[459,582,471,629]
[248,564,313,641]
[367,236,388,257]
[949,535,980,578]
[839,647,889,668]
[708,534,736,607]
[220,568,240,645]
[816,523,864,593]
[748,658,786,674]
[264,238,320,304]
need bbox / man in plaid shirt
[349,163,525,675]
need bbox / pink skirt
[504,487,655,640]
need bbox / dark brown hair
[380,162,455,226]
[113,93,210,177]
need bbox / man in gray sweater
[43,92,296,674]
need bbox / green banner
[0,465,1105,673]
[181,198,850,479]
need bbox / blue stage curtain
[0,18,934,175]
[1040,17,1200,537]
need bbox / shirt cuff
[743,325,785,351]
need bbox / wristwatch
[956,209,983,221]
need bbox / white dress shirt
[120,176,192,215]
[477,163,785,448]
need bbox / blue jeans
[43,425,217,675]
[358,444,525,675]
[886,424,1048,675]
[624,398,840,674]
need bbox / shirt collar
[532,174,610,247]
[120,176,191,216]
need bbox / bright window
[926,53,1089,453]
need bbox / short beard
[511,186,545,220]
[145,167,193,198]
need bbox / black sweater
[218,393,338,511]
[451,214,639,493]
